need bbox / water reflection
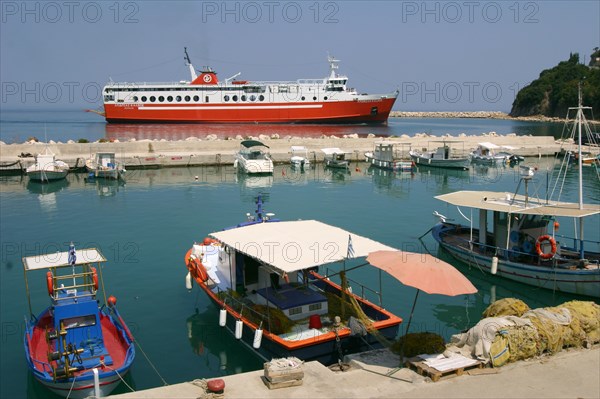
[26,179,69,213]
[367,166,414,197]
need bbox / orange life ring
[46,271,54,296]
[190,257,208,283]
[535,235,557,260]
[91,267,99,290]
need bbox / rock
[235,135,244,140]
[0,141,5,145]
[67,140,75,144]
[271,133,280,139]
[401,134,410,139]
[185,137,198,141]
[258,134,270,141]
[206,134,218,141]
[367,133,375,138]
[129,138,136,142]
[113,139,120,143]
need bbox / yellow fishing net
[482,298,530,317]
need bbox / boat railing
[438,228,538,261]
[324,267,383,308]
[554,234,600,253]
[214,287,275,332]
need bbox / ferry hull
[104,98,396,125]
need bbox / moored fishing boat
[409,140,470,170]
[26,148,69,183]
[85,152,125,180]
[365,141,413,172]
[183,196,404,364]
[22,245,135,398]
[432,91,600,298]
[101,49,398,124]
[469,142,507,164]
[322,147,350,169]
[290,146,311,170]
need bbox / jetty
[110,346,599,398]
[0,134,589,174]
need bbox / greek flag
[68,243,76,265]
[347,235,355,258]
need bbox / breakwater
[0,134,577,174]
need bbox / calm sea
[0,111,598,399]
[0,109,565,144]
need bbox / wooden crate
[405,357,484,382]
[261,376,303,390]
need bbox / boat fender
[203,237,213,245]
[491,256,498,275]
[253,328,263,349]
[46,271,54,296]
[219,308,227,327]
[535,235,557,260]
[234,319,243,339]
[185,272,192,290]
[282,272,290,284]
[91,267,99,291]
[107,295,117,307]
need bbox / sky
[1,0,599,112]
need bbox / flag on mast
[347,235,355,258]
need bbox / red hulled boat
[102,49,398,124]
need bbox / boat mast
[577,83,584,210]
[184,47,198,81]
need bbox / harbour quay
[0,134,580,174]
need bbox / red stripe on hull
[104,99,396,124]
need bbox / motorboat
[290,146,311,169]
[409,141,470,170]
[322,147,350,169]
[365,141,413,172]
[234,140,274,174]
[85,152,125,180]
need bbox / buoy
[203,237,212,245]
[554,221,560,230]
[491,256,498,275]
[234,319,243,339]
[253,328,263,349]
[185,272,192,290]
[219,308,226,327]
[490,285,497,303]
[107,295,117,307]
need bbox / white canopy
[23,248,106,271]
[209,220,397,273]
[477,142,500,149]
[435,191,600,218]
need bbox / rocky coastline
[389,111,575,123]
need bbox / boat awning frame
[321,147,349,155]
[209,220,397,273]
[435,191,600,218]
[241,140,269,149]
[22,248,107,271]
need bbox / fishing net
[482,298,530,317]
[391,332,446,358]
[561,300,600,344]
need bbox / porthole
[250,95,256,101]
[167,96,173,102]
[133,96,138,102]
[313,96,317,101]
[259,95,265,101]
[224,95,230,102]
[193,95,199,102]
[150,96,156,102]
[232,95,238,102]
[301,96,305,101]
[176,96,182,101]
[141,96,147,102]
[185,95,191,102]
[158,96,165,102]
[241,95,247,101]
[324,96,328,100]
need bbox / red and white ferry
[101,49,398,124]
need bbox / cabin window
[259,95,265,101]
[301,96,305,101]
[141,96,147,102]
[62,314,96,329]
[249,95,256,101]
[158,96,164,102]
[176,96,182,102]
[185,95,191,102]
[205,96,209,103]
[243,256,260,286]
[371,106,378,115]
[313,96,317,101]
[193,95,200,102]
[150,96,156,102]
[133,96,138,102]
[324,96,328,100]
[224,95,230,102]
[167,96,173,102]
[232,95,238,102]
[289,307,302,316]
[241,95,247,101]
[308,303,322,311]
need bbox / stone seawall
[0,134,573,174]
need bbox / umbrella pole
[399,289,420,366]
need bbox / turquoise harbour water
[1,113,599,399]
[1,159,599,399]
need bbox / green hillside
[510,51,600,119]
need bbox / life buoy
[91,267,99,290]
[46,271,54,296]
[190,258,208,283]
[535,235,557,260]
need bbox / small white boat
[290,146,311,169]
[85,152,125,180]
[365,141,413,172]
[322,147,350,169]
[234,140,274,174]
[409,141,470,170]
[470,142,507,164]
[26,149,69,182]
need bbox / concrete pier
[0,135,579,174]
[110,346,599,398]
